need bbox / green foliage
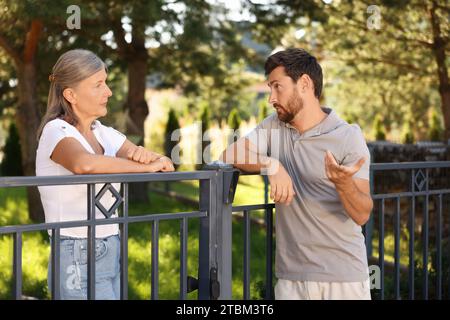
[0,53,16,116]
[249,0,329,46]
[372,228,450,300]
[343,111,358,124]
[196,106,211,170]
[0,123,23,176]
[227,108,242,131]
[181,60,260,125]
[200,105,211,133]
[373,115,386,141]
[269,0,449,142]
[258,99,270,123]
[401,119,415,144]
[429,110,444,142]
[164,109,180,169]
[227,107,242,145]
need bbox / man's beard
[274,90,303,123]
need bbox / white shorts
[275,278,371,300]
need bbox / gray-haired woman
[36,49,174,299]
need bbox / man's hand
[324,150,365,190]
[324,150,373,225]
[267,159,295,205]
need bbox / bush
[227,108,241,131]
[164,109,180,170]
[0,123,23,176]
[196,106,211,170]
[373,115,386,141]
[227,108,241,145]
[258,100,270,123]
[401,120,415,144]
[343,111,358,124]
[429,110,443,142]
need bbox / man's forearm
[220,143,277,174]
[335,179,373,226]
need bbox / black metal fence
[0,161,449,300]
[365,161,450,300]
[0,168,231,300]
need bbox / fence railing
[364,161,450,300]
[0,161,449,300]
[0,168,233,300]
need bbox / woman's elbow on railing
[71,163,93,174]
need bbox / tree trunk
[125,49,150,202]
[0,20,46,222]
[429,0,450,141]
[16,61,44,222]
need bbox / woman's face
[66,68,112,120]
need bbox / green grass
[0,177,271,300]
[0,188,50,299]
[151,174,267,206]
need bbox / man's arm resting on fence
[51,137,172,174]
[220,138,275,173]
[220,138,295,205]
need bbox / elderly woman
[36,49,174,299]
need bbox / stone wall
[368,141,450,163]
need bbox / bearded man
[221,48,373,300]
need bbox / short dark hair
[264,48,323,99]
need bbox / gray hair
[37,49,106,140]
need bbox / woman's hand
[145,156,175,172]
[156,156,175,172]
[127,145,163,164]
[117,141,175,172]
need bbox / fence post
[203,161,239,300]
[198,172,213,299]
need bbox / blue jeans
[48,234,121,300]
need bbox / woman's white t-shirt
[36,118,126,238]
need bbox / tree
[164,108,180,170]
[0,1,123,220]
[402,119,415,144]
[228,108,242,131]
[0,122,23,176]
[250,0,449,141]
[374,115,386,141]
[429,109,444,141]
[178,58,260,126]
[77,0,255,134]
[0,0,60,221]
[196,105,210,170]
[163,108,180,192]
[258,99,270,123]
[227,107,242,145]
